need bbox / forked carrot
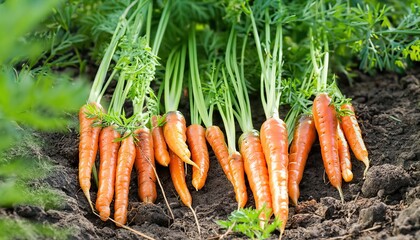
[163,111,197,168]
[288,114,317,206]
[168,149,201,235]
[340,103,369,177]
[239,130,273,220]
[151,115,171,166]
[114,132,136,227]
[95,125,121,221]
[134,128,157,203]
[205,126,232,183]
[312,93,344,203]
[186,124,210,190]
[228,151,247,209]
[79,102,103,211]
[260,116,289,234]
[337,123,353,182]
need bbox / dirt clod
[362,164,412,198]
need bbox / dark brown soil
[10,70,420,239]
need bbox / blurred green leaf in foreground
[0,0,88,239]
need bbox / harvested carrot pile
[1,0,419,239]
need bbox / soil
[8,69,420,239]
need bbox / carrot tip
[362,157,370,179]
[336,186,345,204]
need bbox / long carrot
[186,124,210,190]
[168,149,201,235]
[114,132,136,227]
[260,117,289,233]
[312,93,344,203]
[134,128,157,203]
[205,126,232,183]
[151,115,171,167]
[163,111,197,168]
[337,123,353,182]
[287,114,317,206]
[95,125,120,221]
[228,151,247,209]
[78,102,103,211]
[239,130,273,219]
[340,103,369,177]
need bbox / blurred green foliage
[0,0,89,239]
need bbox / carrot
[95,125,121,221]
[205,126,232,183]
[340,103,369,177]
[163,111,197,168]
[78,102,103,211]
[288,114,317,206]
[186,124,210,190]
[239,130,272,220]
[228,151,247,209]
[134,128,157,203]
[337,123,353,182]
[114,132,136,227]
[151,115,171,166]
[260,117,289,234]
[312,93,344,203]
[169,149,201,235]
[169,149,192,207]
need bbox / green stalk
[152,0,172,55]
[188,26,212,127]
[249,3,284,119]
[225,27,253,133]
[164,44,187,112]
[87,0,139,103]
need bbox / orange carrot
[95,125,120,221]
[260,117,289,234]
[312,93,344,202]
[340,103,369,177]
[151,115,171,166]
[239,130,272,220]
[163,111,197,168]
[134,128,157,203]
[78,102,103,211]
[228,151,248,209]
[205,126,232,183]
[169,149,192,207]
[288,114,317,206]
[337,123,353,182]
[114,132,136,227]
[186,124,210,190]
[169,149,201,235]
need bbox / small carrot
[163,111,197,168]
[288,114,317,206]
[95,125,121,221]
[228,151,248,209]
[134,128,157,203]
[239,130,272,220]
[340,103,369,177]
[151,115,171,166]
[312,93,344,203]
[260,116,289,234]
[169,149,201,235]
[186,124,210,190]
[114,132,136,227]
[169,149,192,207]
[337,123,353,182]
[205,126,232,183]
[78,102,103,211]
